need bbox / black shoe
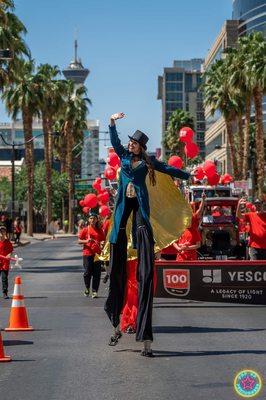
[108,331,122,346]
[140,350,154,358]
[103,274,109,284]
[3,293,9,299]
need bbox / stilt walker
[104,112,193,357]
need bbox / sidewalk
[13,231,76,248]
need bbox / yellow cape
[99,171,192,261]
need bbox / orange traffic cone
[0,331,11,362]
[5,276,34,332]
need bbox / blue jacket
[109,125,191,246]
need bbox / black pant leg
[135,206,154,342]
[104,198,135,328]
[83,255,94,290]
[92,261,102,292]
[1,270,9,294]
[104,229,128,328]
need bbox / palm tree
[2,59,38,236]
[0,0,30,90]
[163,109,194,161]
[60,80,91,233]
[203,59,242,178]
[243,32,265,198]
[35,64,64,232]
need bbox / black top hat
[128,130,149,151]
[88,211,98,219]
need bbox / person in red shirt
[237,198,266,260]
[0,226,13,299]
[173,213,202,261]
[160,192,205,261]
[13,217,22,245]
[78,212,105,298]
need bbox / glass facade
[205,133,223,155]
[233,0,266,37]
[233,0,266,127]
[162,61,205,158]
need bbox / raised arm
[236,198,247,219]
[151,157,191,180]
[109,112,126,158]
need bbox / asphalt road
[0,238,265,400]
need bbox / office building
[203,20,239,174]
[158,58,205,160]
[232,0,266,37]
[81,120,100,180]
[0,119,100,180]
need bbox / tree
[15,161,68,223]
[163,109,194,161]
[227,44,252,179]
[243,32,266,198]
[2,59,38,235]
[59,80,91,233]
[35,63,64,232]
[202,59,242,178]
[0,176,11,210]
[0,0,30,90]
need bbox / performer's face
[0,228,6,239]
[128,139,141,155]
[88,216,97,226]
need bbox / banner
[154,260,266,305]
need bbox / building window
[205,133,222,155]
[165,72,183,81]
[197,133,205,141]
[197,122,206,130]
[185,74,193,91]
[166,102,183,111]
[197,112,205,121]
[166,93,183,101]
[166,82,183,91]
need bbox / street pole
[11,142,15,227]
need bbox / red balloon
[194,166,205,180]
[203,160,216,177]
[223,173,233,184]
[92,181,102,192]
[99,205,110,217]
[79,200,85,207]
[84,193,98,208]
[168,156,183,169]
[104,166,116,180]
[208,173,220,186]
[97,191,109,205]
[107,153,121,168]
[82,206,90,214]
[179,127,194,143]
[184,142,199,159]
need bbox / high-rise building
[203,20,239,174]
[232,0,266,37]
[204,1,265,174]
[157,58,205,160]
[0,119,100,180]
[81,120,100,180]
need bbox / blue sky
[1,0,233,157]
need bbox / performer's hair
[142,150,156,186]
